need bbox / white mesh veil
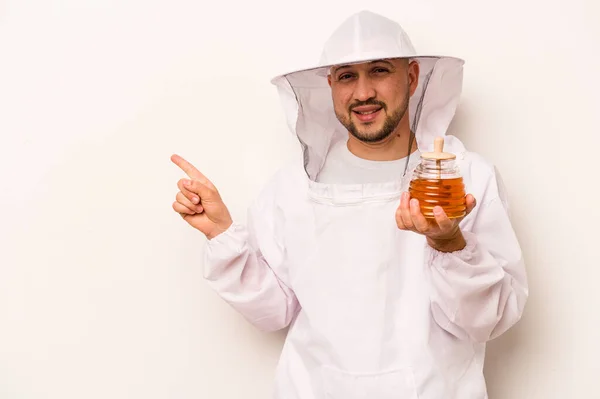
[270,11,465,181]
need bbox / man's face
[327,59,419,143]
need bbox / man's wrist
[207,220,234,240]
[427,230,467,253]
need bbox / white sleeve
[201,178,299,332]
[426,170,529,343]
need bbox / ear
[327,74,332,87]
[408,60,420,96]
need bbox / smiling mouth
[353,109,381,115]
[352,107,383,122]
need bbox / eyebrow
[332,60,395,74]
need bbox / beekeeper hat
[271,10,465,181]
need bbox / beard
[336,90,410,143]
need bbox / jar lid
[421,137,456,160]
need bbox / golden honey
[409,137,466,219]
[409,177,466,218]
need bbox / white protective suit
[203,10,528,399]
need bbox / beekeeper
[171,10,528,399]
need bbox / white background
[1,0,598,398]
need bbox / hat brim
[270,55,465,84]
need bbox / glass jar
[408,137,466,219]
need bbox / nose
[354,75,376,102]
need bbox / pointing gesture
[171,154,233,240]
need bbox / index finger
[171,154,209,183]
[410,198,429,232]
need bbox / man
[171,10,528,399]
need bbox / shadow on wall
[484,322,532,398]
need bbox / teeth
[356,109,378,115]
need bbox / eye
[338,73,353,81]
[372,67,389,74]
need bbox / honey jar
[408,137,467,219]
